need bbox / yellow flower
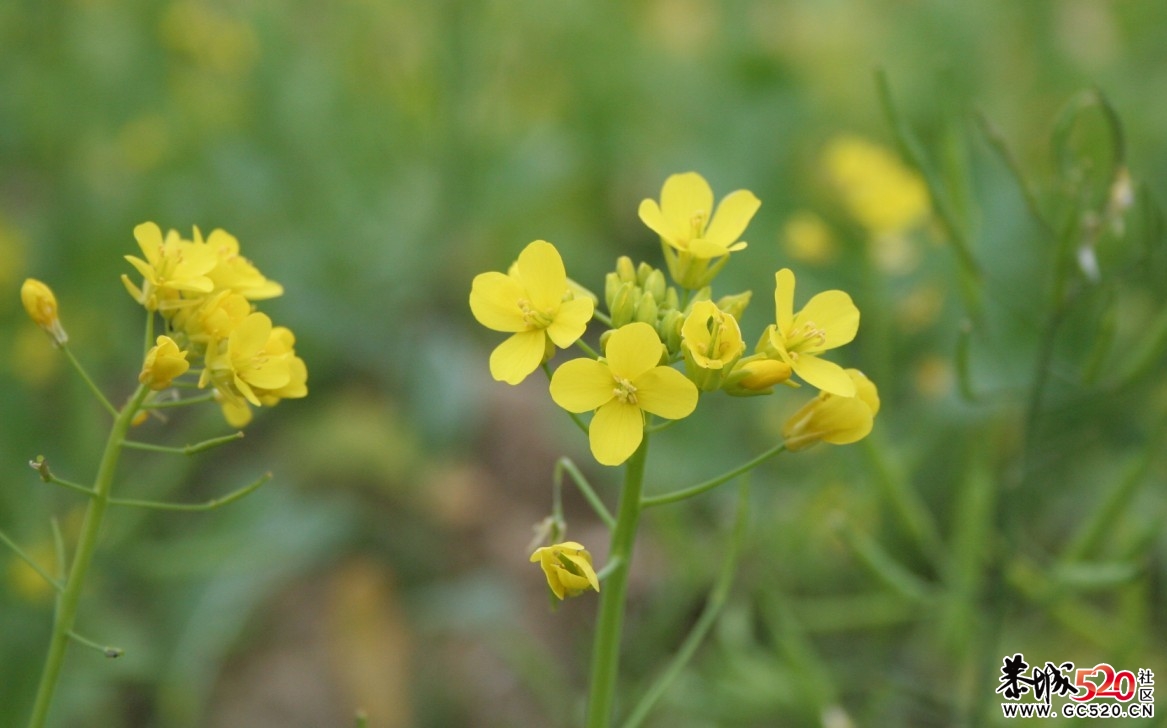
[121,222,218,311]
[203,312,303,406]
[199,227,284,300]
[175,290,252,350]
[783,369,880,451]
[20,278,68,345]
[638,172,760,288]
[139,335,191,390]
[782,211,837,265]
[824,135,929,238]
[469,240,594,385]
[681,300,744,391]
[550,322,698,466]
[530,541,600,600]
[767,268,859,397]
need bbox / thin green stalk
[641,443,785,508]
[623,478,751,728]
[0,528,63,592]
[576,339,601,359]
[67,631,123,659]
[122,431,244,456]
[141,393,217,409]
[60,345,117,418]
[554,458,615,529]
[586,436,649,728]
[108,472,271,511]
[27,384,149,728]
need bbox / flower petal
[489,330,547,384]
[605,323,664,380]
[704,189,760,249]
[514,240,567,312]
[796,290,859,350]
[470,272,527,332]
[589,401,644,466]
[793,355,856,397]
[660,172,713,233]
[230,313,273,360]
[638,198,678,243]
[133,221,164,263]
[545,297,593,348]
[633,366,699,420]
[550,358,616,412]
[774,269,795,332]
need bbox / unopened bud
[644,269,667,304]
[21,279,68,346]
[716,291,753,321]
[635,261,654,287]
[609,282,638,328]
[634,291,658,326]
[615,255,636,284]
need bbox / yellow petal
[589,401,644,466]
[796,290,860,350]
[550,358,615,412]
[230,313,273,359]
[633,366,698,420]
[851,369,881,415]
[489,330,547,384]
[514,240,566,312]
[637,198,677,243]
[545,297,593,348]
[774,269,795,332]
[470,272,527,332]
[687,238,733,259]
[605,323,664,380]
[704,189,760,249]
[660,172,714,232]
[133,221,164,263]
[793,355,856,397]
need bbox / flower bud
[615,255,636,284]
[716,290,752,321]
[722,356,793,396]
[139,335,191,390]
[635,260,655,287]
[783,369,880,450]
[634,290,658,326]
[604,271,621,311]
[644,269,667,304]
[609,281,638,328]
[21,279,68,346]
[659,309,685,355]
[530,541,600,600]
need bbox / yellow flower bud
[782,369,880,451]
[21,278,68,346]
[734,357,792,392]
[139,335,190,390]
[529,541,600,600]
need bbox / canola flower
[21,279,67,346]
[551,323,698,466]
[681,300,744,391]
[139,336,190,390]
[638,172,760,289]
[470,240,594,385]
[783,369,880,450]
[530,541,600,600]
[823,135,929,239]
[765,268,859,397]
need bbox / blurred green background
[2,1,1166,726]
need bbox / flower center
[786,320,828,352]
[612,376,638,405]
[688,211,708,241]
[518,298,555,328]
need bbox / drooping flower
[680,300,744,391]
[139,335,190,390]
[122,222,218,312]
[21,278,68,345]
[783,369,880,451]
[469,240,594,385]
[638,172,760,288]
[530,541,600,600]
[550,322,698,466]
[767,268,859,397]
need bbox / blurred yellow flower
[782,211,837,265]
[550,323,698,466]
[139,335,191,390]
[530,541,600,600]
[767,268,859,397]
[783,369,880,451]
[21,278,68,346]
[202,312,308,418]
[824,135,929,239]
[681,300,744,390]
[469,240,594,385]
[638,172,760,288]
[122,221,218,312]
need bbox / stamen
[612,376,638,405]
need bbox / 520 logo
[996,653,1156,719]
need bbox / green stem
[586,436,649,728]
[27,384,149,728]
[0,527,63,592]
[622,478,751,728]
[67,631,123,659]
[60,345,117,418]
[575,339,601,359]
[641,443,785,508]
[122,431,244,456]
[140,392,218,409]
[108,472,271,511]
[554,458,615,529]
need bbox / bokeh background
[2,1,1166,726]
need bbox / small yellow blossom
[530,541,600,600]
[824,135,929,238]
[783,369,880,451]
[139,335,191,390]
[767,268,859,397]
[21,278,68,345]
[723,356,792,395]
[638,172,760,288]
[175,290,253,350]
[681,300,744,391]
[550,323,698,466]
[202,312,308,424]
[122,222,218,312]
[199,227,284,300]
[782,211,837,265]
[469,240,594,385]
